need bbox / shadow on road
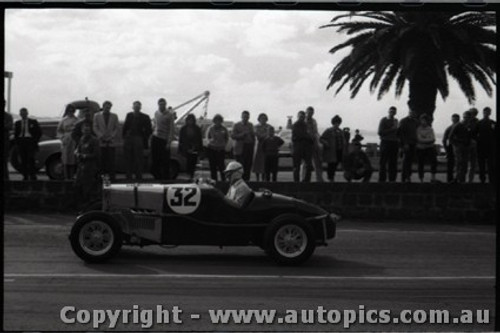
[80,247,385,277]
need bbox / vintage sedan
[69,181,339,265]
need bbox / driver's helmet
[223,161,244,183]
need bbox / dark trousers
[264,154,279,182]
[445,145,455,182]
[326,150,344,181]
[17,138,37,180]
[4,137,10,181]
[416,147,437,180]
[379,140,398,182]
[401,144,416,182]
[207,148,226,181]
[124,136,144,180]
[185,153,198,179]
[292,142,313,182]
[235,143,254,181]
[100,146,115,180]
[151,136,171,180]
[478,144,495,184]
[453,144,469,183]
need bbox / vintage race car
[69,181,339,265]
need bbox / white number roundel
[166,184,201,214]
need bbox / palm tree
[321,11,496,118]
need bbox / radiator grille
[129,216,156,230]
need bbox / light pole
[4,71,13,113]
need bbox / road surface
[3,213,495,331]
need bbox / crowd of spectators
[3,99,496,186]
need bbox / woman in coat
[179,114,203,179]
[252,113,272,181]
[206,114,229,181]
[320,115,347,182]
[57,104,78,179]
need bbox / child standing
[262,127,284,182]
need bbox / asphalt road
[3,214,496,331]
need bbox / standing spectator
[151,98,175,180]
[206,114,229,181]
[292,111,314,182]
[4,100,13,181]
[71,108,94,144]
[416,114,438,183]
[321,115,346,182]
[74,123,100,207]
[14,108,41,180]
[343,127,351,145]
[305,106,324,182]
[179,114,203,179]
[450,111,472,183]
[262,126,284,182]
[57,104,79,179]
[442,114,460,183]
[397,109,419,183]
[467,108,479,182]
[231,110,255,181]
[253,113,272,181]
[93,101,119,181]
[122,101,152,180]
[377,106,399,182]
[343,142,372,182]
[477,107,496,184]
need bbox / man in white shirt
[93,101,119,180]
[224,161,253,208]
[151,98,175,180]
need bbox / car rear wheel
[69,213,122,263]
[264,215,316,265]
[46,154,64,180]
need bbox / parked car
[69,180,339,265]
[10,99,187,179]
[34,130,186,180]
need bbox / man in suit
[122,101,152,180]
[231,110,255,181]
[14,108,41,180]
[93,101,119,180]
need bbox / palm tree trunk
[407,69,438,121]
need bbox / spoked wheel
[69,213,122,263]
[264,215,316,265]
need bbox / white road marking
[4,279,15,282]
[3,273,495,280]
[340,229,494,236]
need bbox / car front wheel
[69,213,122,263]
[264,215,316,265]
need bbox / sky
[4,8,497,141]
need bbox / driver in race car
[224,161,253,208]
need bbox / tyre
[46,154,64,180]
[264,215,316,265]
[69,213,122,263]
[9,146,22,173]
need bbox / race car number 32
[166,184,201,214]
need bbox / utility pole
[4,71,13,113]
